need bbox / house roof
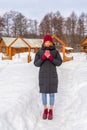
[9,38,30,48]
[8,35,31,48]
[1,37,43,48]
[24,38,43,48]
[2,37,15,46]
[81,36,87,46]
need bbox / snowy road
[0,53,87,130]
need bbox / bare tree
[77,13,86,37]
[9,11,20,37]
[12,13,29,37]
[3,12,12,36]
[70,12,77,35]
[0,16,4,36]
[65,17,72,35]
[53,11,64,38]
[69,12,77,48]
[28,19,38,37]
[39,13,53,36]
[85,13,87,35]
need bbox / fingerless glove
[41,54,47,60]
[48,55,54,61]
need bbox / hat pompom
[43,34,53,43]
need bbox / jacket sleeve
[34,51,43,67]
[52,51,62,66]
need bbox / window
[2,46,6,53]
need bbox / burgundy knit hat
[43,34,53,43]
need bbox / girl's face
[44,41,53,47]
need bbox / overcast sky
[0,0,87,22]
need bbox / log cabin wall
[0,39,6,53]
[81,37,87,53]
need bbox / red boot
[48,109,53,120]
[43,108,48,119]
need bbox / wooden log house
[81,36,87,53]
[0,37,15,54]
[0,35,42,62]
[8,35,31,62]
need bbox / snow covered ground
[0,52,87,130]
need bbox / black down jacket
[34,45,62,93]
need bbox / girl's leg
[42,93,47,109]
[49,93,55,109]
[48,93,55,120]
[42,93,48,119]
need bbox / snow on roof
[11,38,29,48]
[65,47,73,50]
[2,37,15,46]
[24,38,43,48]
[1,37,43,48]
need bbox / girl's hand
[44,50,50,58]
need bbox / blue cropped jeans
[42,93,55,106]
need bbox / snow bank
[0,61,40,130]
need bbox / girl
[34,34,62,120]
